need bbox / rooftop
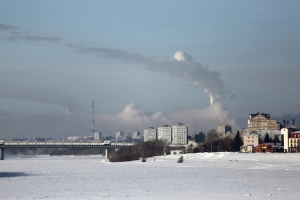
[250,112,271,119]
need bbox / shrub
[109,140,165,162]
[177,156,184,163]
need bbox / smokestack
[286,120,290,126]
[291,119,296,126]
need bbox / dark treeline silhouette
[257,133,281,144]
[109,140,166,162]
[197,129,243,152]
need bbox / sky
[0,1,300,139]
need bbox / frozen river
[1,152,300,199]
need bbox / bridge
[0,141,185,160]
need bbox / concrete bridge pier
[105,148,110,160]
[0,148,4,160]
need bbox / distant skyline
[1,1,300,139]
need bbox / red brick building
[255,143,272,153]
[255,143,283,153]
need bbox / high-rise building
[194,132,205,143]
[116,131,124,141]
[132,131,141,139]
[125,130,134,137]
[144,127,157,142]
[291,119,296,126]
[172,123,188,144]
[158,125,172,143]
[217,123,232,134]
[94,132,102,141]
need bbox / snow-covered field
[1,153,300,200]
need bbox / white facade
[132,131,142,139]
[125,130,134,137]
[243,133,259,147]
[172,123,188,144]
[116,131,124,141]
[240,145,254,153]
[144,127,157,142]
[94,132,102,141]
[158,125,172,143]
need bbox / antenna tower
[91,98,96,134]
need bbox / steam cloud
[0,83,76,114]
[1,22,229,106]
[0,23,18,31]
[0,23,61,43]
[78,47,227,105]
[100,102,237,134]
[2,34,61,42]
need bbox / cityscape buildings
[143,123,188,144]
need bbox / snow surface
[1,152,300,199]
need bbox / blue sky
[1,1,300,139]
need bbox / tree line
[190,129,243,153]
[109,140,166,162]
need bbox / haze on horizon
[0,1,300,139]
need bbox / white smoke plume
[78,47,227,105]
[100,102,237,134]
[153,51,223,105]
[0,23,18,31]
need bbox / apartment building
[217,123,232,134]
[158,125,172,143]
[172,123,188,144]
[144,127,157,142]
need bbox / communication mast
[91,98,96,135]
